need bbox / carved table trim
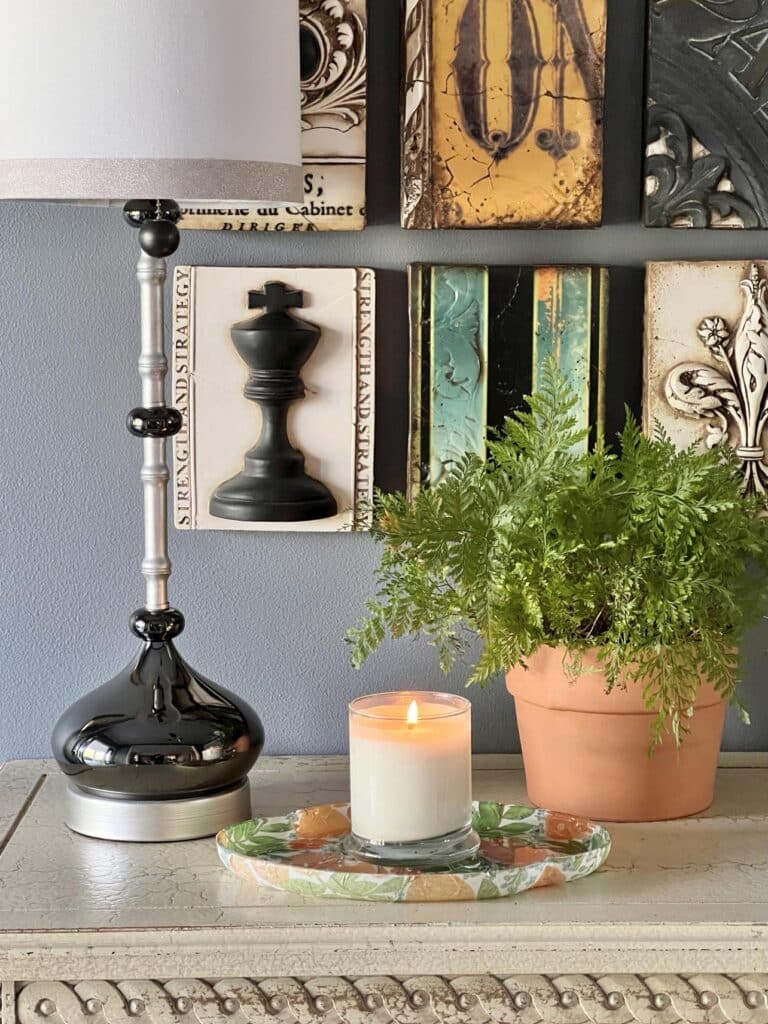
[10,975,768,1024]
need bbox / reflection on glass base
[343,823,480,868]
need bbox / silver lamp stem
[136,251,171,613]
[53,204,261,845]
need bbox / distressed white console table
[0,756,765,1024]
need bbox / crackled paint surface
[430,267,489,485]
[533,266,599,444]
[217,800,611,903]
[427,0,607,228]
[411,264,608,493]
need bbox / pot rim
[505,645,727,715]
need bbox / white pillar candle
[349,692,473,844]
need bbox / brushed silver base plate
[65,780,251,842]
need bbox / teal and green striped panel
[409,264,608,495]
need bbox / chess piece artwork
[172,265,375,533]
[210,282,339,523]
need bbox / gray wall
[1,0,767,760]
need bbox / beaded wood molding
[9,975,768,1024]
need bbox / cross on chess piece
[248,281,303,313]
[209,281,338,524]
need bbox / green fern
[347,361,768,745]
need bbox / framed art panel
[409,264,608,495]
[402,0,607,229]
[172,266,375,530]
[644,261,768,496]
[645,0,768,229]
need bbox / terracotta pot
[506,646,727,822]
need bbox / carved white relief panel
[644,261,768,495]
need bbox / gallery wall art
[409,264,608,495]
[179,0,367,232]
[172,266,375,531]
[402,0,608,229]
[644,0,768,229]
[644,261,768,496]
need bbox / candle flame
[407,700,419,725]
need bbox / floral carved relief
[663,264,768,495]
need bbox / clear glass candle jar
[347,691,478,866]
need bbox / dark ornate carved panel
[645,0,768,228]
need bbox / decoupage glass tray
[216,802,611,902]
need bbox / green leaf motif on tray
[279,877,333,899]
[501,805,536,821]
[328,874,410,902]
[226,821,290,857]
[473,802,537,837]
[477,878,501,900]
[218,800,612,903]
[239,835,290,856]
[488,823,537,839]
[472,801,503,833]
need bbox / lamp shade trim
[0,0,302,202]
[0,158,304,204]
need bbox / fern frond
[348,364,768,744]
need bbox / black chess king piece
[210,282,338,523]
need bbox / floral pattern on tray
[216,802,611,902]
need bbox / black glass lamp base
[210,470,338,523]
[51,609,264,840]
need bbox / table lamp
[0,0,303,842]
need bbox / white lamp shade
[0,0,303,202]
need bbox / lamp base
[52,610,265,842]
[64,779,251,843]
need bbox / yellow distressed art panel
[429,0,607,228]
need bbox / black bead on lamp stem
[125,199,183,259]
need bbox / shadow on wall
[372,270,410,493]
